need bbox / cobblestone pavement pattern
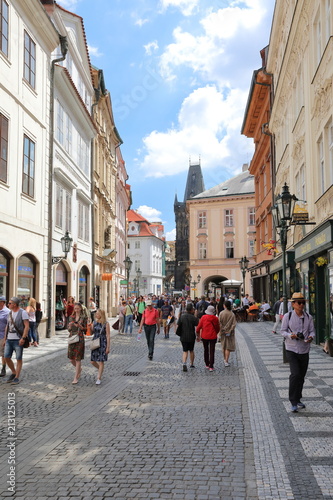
[1,321,333,499]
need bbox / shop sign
[292,202,309,223]
[295,222,333,261]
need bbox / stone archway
[202,275,228,298]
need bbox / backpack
[197,301,207,319]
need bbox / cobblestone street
[1,322,333,499]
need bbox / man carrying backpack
[196,296,210,319]
[280,292,315,413]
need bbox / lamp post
[272,183,298,363]
[239,256,249,296]
[123,256,132,299]
[51,231,73,265]
[211,282,217,298]
[136,268,142,297]
[189,274,201,299]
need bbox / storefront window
[18,254,35,307]
[79,266,89,305]
[0,250,9,297]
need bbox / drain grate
[123,371,141,376]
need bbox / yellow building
[187,166,256,299]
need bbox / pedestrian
[65,296,75,329]
[280,292,315,412]
[124,299,135,334]
[3,297,30,384]
[136,296,146,326]
[0,296,10,377]
[176,302,199,371]
[196,305,220,371]
[89,309,110,385]
[138,300,160,360]
[160,299,173,339]
[68,302,87,384]
[272,296,283,334]
[35,302,43,344]
[219,300,237,367]
[118,300,126,334]
[196,295,210,319]
[88,296,97,322]
[26,297,38,346]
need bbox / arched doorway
[78,266,90,306]
[55,262,68,330]
[0,248,11,299]
[202,275,228,299]
[17,254,36,307]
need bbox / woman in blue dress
[89,309,110,385]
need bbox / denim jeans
[28,322,37,343]
[124,315,133,334]
[4,339,23,361]
[144,324,156,357]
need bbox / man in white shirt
[4,297,29,385]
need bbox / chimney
[242,163,249,172]
[40,0,55,15]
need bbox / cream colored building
[266,0,333,342]
[187,167,256,299]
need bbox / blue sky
[57,0,275,239]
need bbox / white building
[0,0,59,331]
[44,2,96,330]
[127,210,165,296]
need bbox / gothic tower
[174,159,205,290]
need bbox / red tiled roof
[127,209,148,223]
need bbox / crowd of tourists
[0,290,316,414]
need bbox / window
[248,208,255,226]
[295,165,306,201]
[318,136,325,195]
[78,201,89,242]
[77,134,89,176]
[225,209,233,227]
[0,249,9,298]
[135,241,140,249]
[0,0,8,57]
[24,31,36,88]
[225,241,234,259]
[17,254,35,307]
[56,101,64,145]
[57,101,72,154]
[79,266,89,305]
[198,211,207,228]
[135,260,140,271]
[198,243,206,259]
[249,240,255,257]
[55,183,71,232]
[0,113,8,182]
[22,135,35,197]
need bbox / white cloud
[159,1,268,84]
[159,0,199,16]
[88,44,103,58]
[166,228,176,241]
[135,18,149,27]
[56,0,80,10]
[138,85,253,178]
[136,205,162,221]
[144,41,159,56]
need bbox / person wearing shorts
[176,303,199,372]
[0,296,9,377]
[4,297,29,385]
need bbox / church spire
[183,157,205,202]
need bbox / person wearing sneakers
[138,300,160,360]
[219,300,237,367]
[280,292,315,413]
[196,305,220,371]
[176,302,199,372]
[3,297,29,384]
[0,296,10,378]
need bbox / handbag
[68,334,80,344]
[112,319,119,330]
[90,337,100,350]
[22,337,30,348]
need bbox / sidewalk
[1,319,333,499]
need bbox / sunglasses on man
[294,300,305,305]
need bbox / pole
[242,269,246,296]
[126,270,130,299]
[281,221,289,363]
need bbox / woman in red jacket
[196,305,220,371]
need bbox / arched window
[0,249,10,298]
[18,254,35,307]
[79,266,89,306]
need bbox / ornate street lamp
[189,274,201,298]
[123,256,132,299]
[52,231,73,265]
[239,256,249,296]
